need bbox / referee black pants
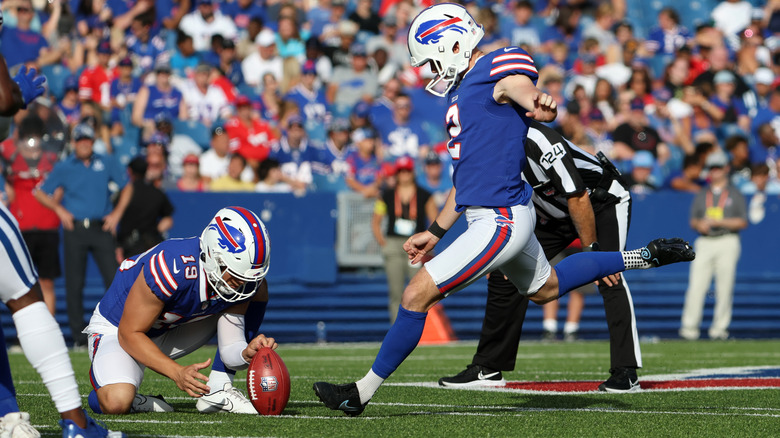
[471,198,640,372]
[63,222,119,345]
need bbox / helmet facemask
[201,250,259,303]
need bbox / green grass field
[10,339,780,437]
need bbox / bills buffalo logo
[415,16,468,45]
[495,215,514,227]
[260,376,278,392]
[208,217,246,254]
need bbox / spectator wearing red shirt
[1,115,61,315]
[225,95,277,168]
[78,39,113,110]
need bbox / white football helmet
[407,3,484,97]
[200,207,271,302]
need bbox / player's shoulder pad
[484,46,538,81]
[145,238,200,298]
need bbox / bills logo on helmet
[208,217,247,254]
[260,376,278,392]
[415,15,468,45]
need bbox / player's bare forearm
[118,272,209,395]
[566,191,597,246]
[493,74,557,122]
[433,187,461,230]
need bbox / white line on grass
[398,407,780,418]
[105,419,223,424]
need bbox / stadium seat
[312,173,348,193]
[237,83,260,101]
[173,119,210,149]
[679,0,716,30]
[40,64,73,101]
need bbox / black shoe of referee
[438,364,506,388]
[598,367,641,393]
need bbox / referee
[34,123,133,347]
[439,121,640,392]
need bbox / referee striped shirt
[523,121,625,220]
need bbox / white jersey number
[445,104,461,160]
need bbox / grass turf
[10,339,780,437]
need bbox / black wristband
[428,220,447,239]
[582,242,600,252]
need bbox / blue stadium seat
[40,64,72,101]
[679,0,716,30]
[312,173,347,192]
[237,83,259,100]
[173,119,210,149]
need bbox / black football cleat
[312,382,367,417]
[598,367,641,393]
[642,238,695,267]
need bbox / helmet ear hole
[452,41,460,55]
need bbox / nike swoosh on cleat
[338,400,360,411]
[629,379,640,389]
[202,398,232,411]
[478,371,500,380]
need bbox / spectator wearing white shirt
[181,63,231,127]
[179,0,238,52]
[711,0,753,37]
[254,159,292,193]
[199,125,255,184]
[241,29,284,89]
[199,126,230,183]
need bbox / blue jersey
[283,85,330,142]
[110,77,141,123]
[127,35,167,73]
[445,47,536,211]
[345,150,381,185]
[377,119,430,162]
[0,27,49,68]
[221,2,267,31]
[97,237,251,338]
[144,85,183,122]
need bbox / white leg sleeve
[12,302,81,413]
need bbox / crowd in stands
[2,0,780,210]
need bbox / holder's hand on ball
[243,334,278,363]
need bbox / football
[246,347,291,415]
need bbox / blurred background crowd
[1,0,780,202]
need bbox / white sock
[355,369,385,404]
[621,249,653,270]
[542,319,558,333]
[12,302,81,413]
[563,322,579,334]
[206,370,233,393]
